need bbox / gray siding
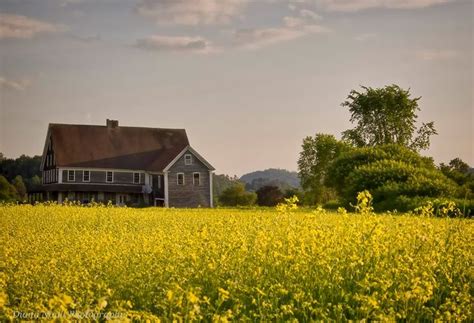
[62,169,144,185]
[167,150,211,207]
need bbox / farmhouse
[33,119,215,207]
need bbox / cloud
[0,77,30,91]
[415,49,459,61]
[136,0,248,25]
[291,0,456,12]
[235,9,329,50]
[135,35,216,53]
[0,13,64,39]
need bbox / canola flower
[0,204,473,321]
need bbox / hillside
[240,168,300,191]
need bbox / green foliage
[0,154,42,191]
[341,85,437,151]
[0,175,18,202]
[298,134,350,205]
[439,158,474,199]
[379,196,474,216]
[12,175,27,201]
[327,145,458,212]
[213,174,243,204]
[256,185,283,206]
[327,144,434,193]
[218,183,257,206]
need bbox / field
[1,205,473,321]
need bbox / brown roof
[46,123,189,171]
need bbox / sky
[0,0,472,176]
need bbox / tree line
[0,154,42,202]
[215,84,473,214]
[297,84,473,214]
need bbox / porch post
[164,171,169,207]
[209,170,214,208]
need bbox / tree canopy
[341,85,437,151]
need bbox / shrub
[218,183,257,206]
[256,185,283,206]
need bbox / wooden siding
[62,169,145,185]
[167,150,211,207]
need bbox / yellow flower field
[1,205,473,321]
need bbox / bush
[256,185,283,206]
[327,145,459,211]
[322,199,343,210]
[376,196,474,217]
[218,183,257,207]
[327,144,435,192]
[344,160,458,205]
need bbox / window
[157,175,161,189]
[68,170,75,182]
[83,170,90,182]
[193,172,201,186]
[184,154,193,165]
[106,171,113,183]
[177,173,185,185]
[133,172,140,184]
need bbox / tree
[256,185,283,206]
[218,183,257,206]
[0,175,17,202]
[341,85,437,151]
[12,175,27,201]
[213,174,243,205]
[0,154,42,190]
[440,158,473,198]
[297,134,349,204]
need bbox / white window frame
[177,173,185,185]
[83,170,90,182]
[68,170,75,182]
[133,172,140,184]
[106,171,114,183]
[193,172,201,186]
[184,154,193,165]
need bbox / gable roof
[163,145,215,171]
[41,123,191,172]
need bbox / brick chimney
[106,119,119,128]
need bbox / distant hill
[240,168,300,191]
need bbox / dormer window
[68,170,75,182]
[106,171,113,183]
[184,154,192,165]
[83,170,90,182]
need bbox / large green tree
[297,134,349,204]
[341,85,437,151]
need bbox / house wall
[167,150,211,207]
[61,169,145,185]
